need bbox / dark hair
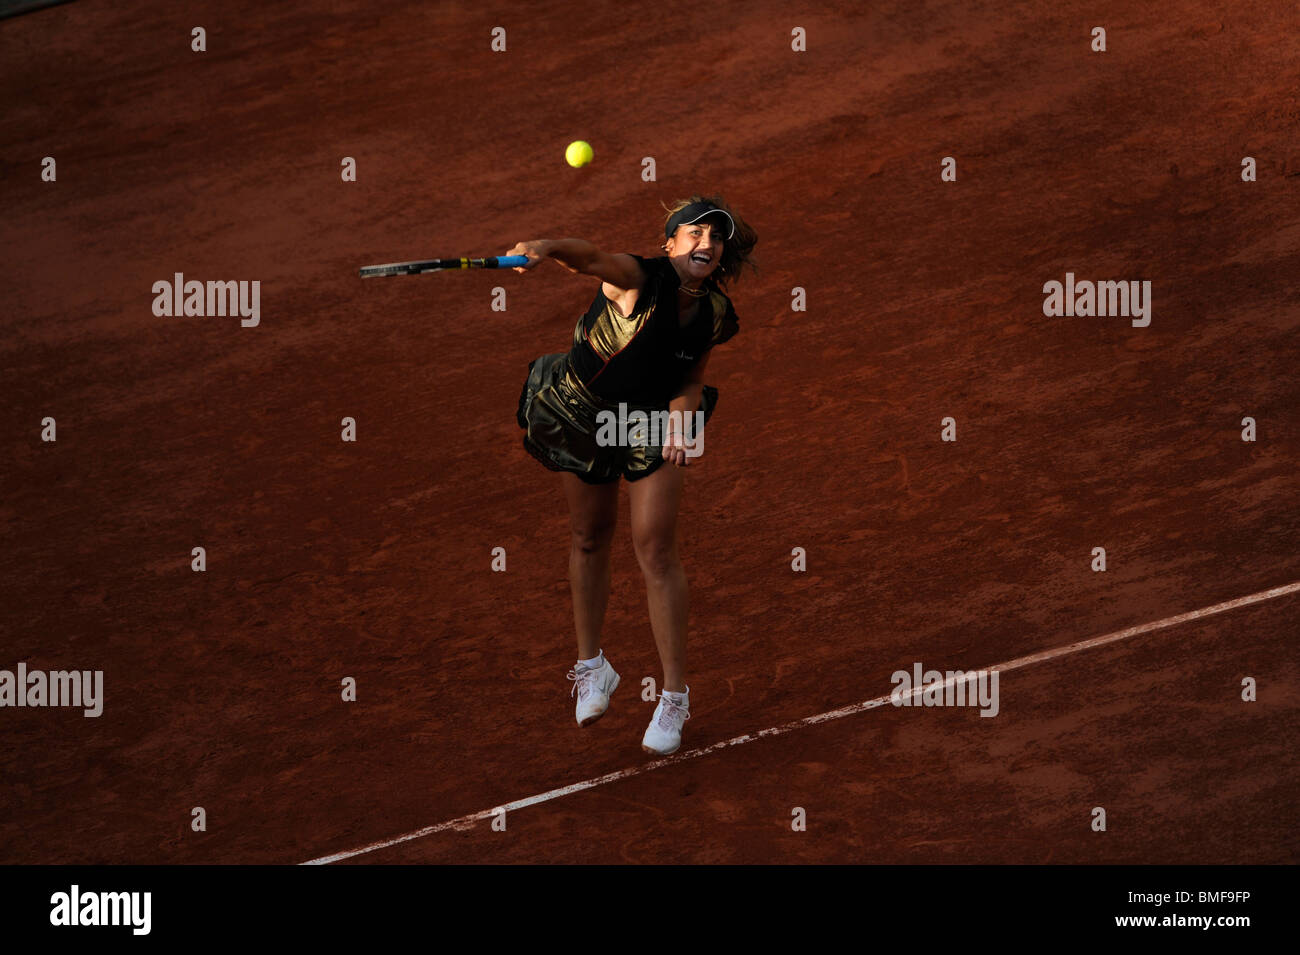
[661,194,757,289]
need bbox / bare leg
[628,464,687,693]
[562,473,619,660]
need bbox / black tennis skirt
[517,353,718,484]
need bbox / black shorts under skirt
[516,353,718,484]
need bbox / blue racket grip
[495,255,529,267]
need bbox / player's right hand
[507,240,549,272]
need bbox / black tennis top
[565,254,739,406]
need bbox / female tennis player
[510,196,757,755]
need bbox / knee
[633,533,679,578]
[571,520,616,555]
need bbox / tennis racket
[359,255,528,278]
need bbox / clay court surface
[2,0,1297,864]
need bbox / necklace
[679,284,707,298]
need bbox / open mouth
[689,252,712,265]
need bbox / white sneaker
[567,652,620,727]
[642,687,691,755]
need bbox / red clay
[0,0,1296,864]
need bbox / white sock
[578,652,603,669]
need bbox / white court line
[302,579,1300,865]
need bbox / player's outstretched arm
[506,239,644,292]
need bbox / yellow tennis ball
[565,140,594,168]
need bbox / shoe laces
[567,663,599,700]
[656,693,690,730]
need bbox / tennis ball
[565,140,594,168]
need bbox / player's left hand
[661,429,698,467]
